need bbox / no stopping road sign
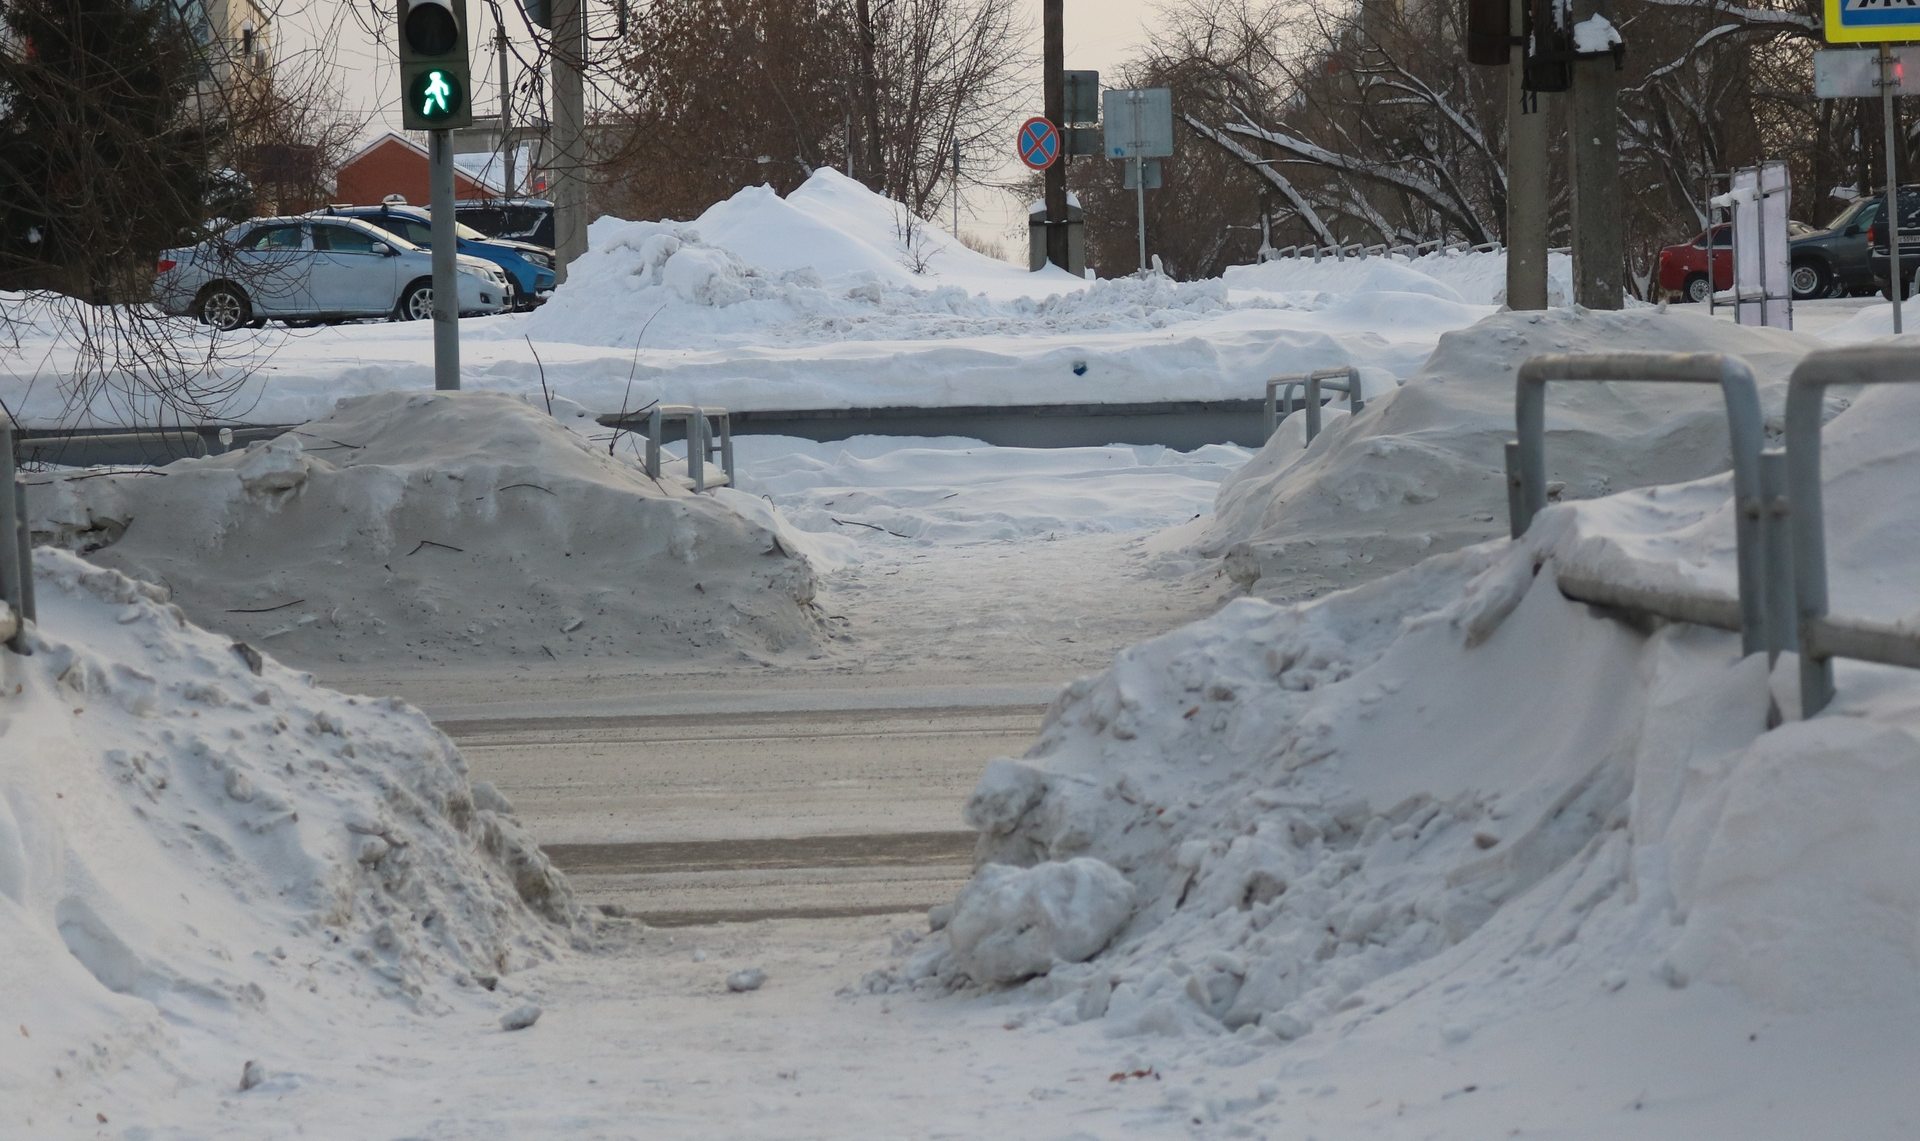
[1017,116,1061,170]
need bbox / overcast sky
[279,0,1162,249]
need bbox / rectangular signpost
[1103,88,1173,273]
[1821,1,1920,331]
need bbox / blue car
[309,202,557,310]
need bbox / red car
[1657,220,1818,303]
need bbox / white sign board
[1102,88,1173,159]
[1729,162,1792,330]
[1814,46,1920,97]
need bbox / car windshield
[1825,199,1870,230]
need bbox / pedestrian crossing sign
[1827,0,1920,44]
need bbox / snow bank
[722,433,1252,551]
[25,390,821,671]
[1199,306,1825,602]
[1,549,577,1118]
[1224,247,1575,308]
[872,377,1920,1104]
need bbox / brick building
[334,133,505,207]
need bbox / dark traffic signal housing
[398,0,474,130]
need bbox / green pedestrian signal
[397,0,473,130]
[409,68,464,122]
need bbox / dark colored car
[310,202,556,310]
[1657,219,1822,303]
[1866,187,1920,297]
[457,198,555,250]
[1795,193,1902,300]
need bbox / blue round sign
[1018,116,1060,170]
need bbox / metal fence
[1265,367,1364,445]
[1507,347,1920,719]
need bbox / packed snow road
[441,703,1043,925]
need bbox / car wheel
[396,280,434,321]
[1683,274,1711,304]
[1790,261,1831,302]
[197,285,251,332]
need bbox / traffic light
[397,0,474,130]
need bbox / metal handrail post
[1512,352,1769,656]
[1758,450,1795,661]
[646,405,664,479]
[1784,345,1920,715]
[12,482,31,628]
[687,412,707,493]
[0,414,26,653]
[717,412,734,486]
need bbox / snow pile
[720,433,1252,552]
[1199,306,1824,601]
[873,380,1920,1077]
[514,200,1241,352]
[25,390,821,671]
[1225,247,1576,308]
[1,549,577,1116]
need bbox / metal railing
[1261,240,1503,262]
[1507,352,1778,658]
[1785,346,1920,715]
[644,405,735,494]
[1265,367,1364,444]
[0,413,35,653]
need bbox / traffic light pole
[429,129,461,391]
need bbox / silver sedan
[152,216,510,330]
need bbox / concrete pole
[498,20,515,198]
[429,130,461,391]
[551,0,588,282]
[1566,0,1623,309]
[1042,0,1068,271]
[1504,0,1549,309]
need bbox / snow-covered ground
[10,171,1920,1138]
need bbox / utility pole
[1042,0,1068,271]
[550,0,587,282]
[498,18,514,198]
[1504,0,1549,309]
[1566,0,1623,308]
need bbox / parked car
[1791,194,1898,300]
[314,202,556,309]
[1657,218,1821,303]
[152,216,511,331]
[1866,188,1920,297]
[457,197,555,250]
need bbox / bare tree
[599,0,1027,223]
[0,0,367,434]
